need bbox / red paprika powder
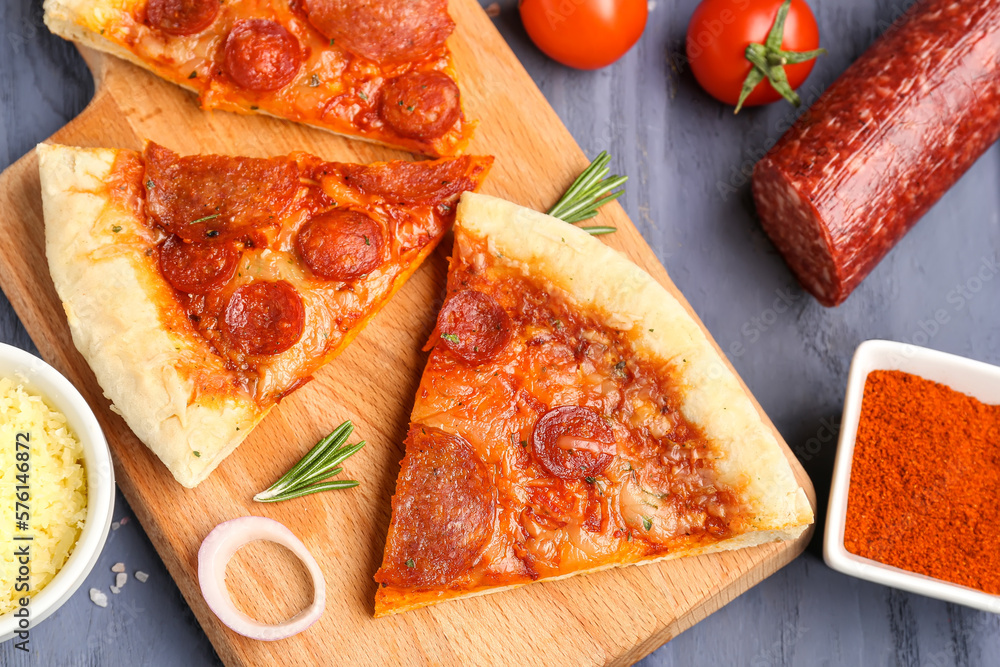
[844,370,1000,594]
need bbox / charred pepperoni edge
[145,0,221,36]
[274,374,314,402]
[379,71,462,141]
[295,209,385,281]
[301,0,454,64]
[158,234,241,294]
[105,151,146,219]
[751,0,1000,307]
[221,280,306,356]
[531,406,615,480]
[142,142,299,242]
[334,155,494,206]
[375,425,494,589]
[430,289,512,366]
[223,19,303,92]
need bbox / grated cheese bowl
[824,339,1000,614]
[0,342,115,643]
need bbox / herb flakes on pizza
[43,0,475,157]
[37,142,492,488]
[373,192,813,616]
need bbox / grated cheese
[0,377,88,616]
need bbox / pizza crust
[376,526,802,616]
[455,192,813,534]
[38,143,265,488]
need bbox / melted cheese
[407,242,746,586]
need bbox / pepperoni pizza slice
[373,192,813,615]
[44,0,474,157]
[37,142,492,488]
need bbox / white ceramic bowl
[0,342,115,642]
[824,339,1000,614]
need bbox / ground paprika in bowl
[824,340,1000,613]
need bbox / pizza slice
[37,142,491,488]
[44,0,474,157]
[373,192,813,616]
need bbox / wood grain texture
[0,0,816,664]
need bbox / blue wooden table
[2,0,999,664]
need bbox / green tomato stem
[734,0,827,114]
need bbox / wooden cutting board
[0,2,816,664]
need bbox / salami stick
[753,0,1000,307]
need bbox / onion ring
[197,516,326,640]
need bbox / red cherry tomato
[686,0,821,108]
[520,0,648,70]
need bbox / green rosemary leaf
[189,213,221,225]
[579,226,618,236]
[253,421,364,503]
[255,479,361,503]
[546,151,626,235]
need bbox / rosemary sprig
[546,151,627,231]
[253,420,365,503]
[190,213,220,225]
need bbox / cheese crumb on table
[89,588,108,608]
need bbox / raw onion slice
[197,516,326,640]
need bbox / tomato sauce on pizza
[88,0,473,156]
[105,142,491,406]
[375,235,749,613]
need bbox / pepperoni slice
[295,210,383,281]
[379,72,461,140]
[336,156,489,206]
[303,0,453,63]
[144,143,298,242]
[146,0,220,35]
[158,235,239,294]
[531,406,616,480]
[434,290,511,366]
[222,281,305,356]
[379,426,494,588]
[223,19,302,92]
